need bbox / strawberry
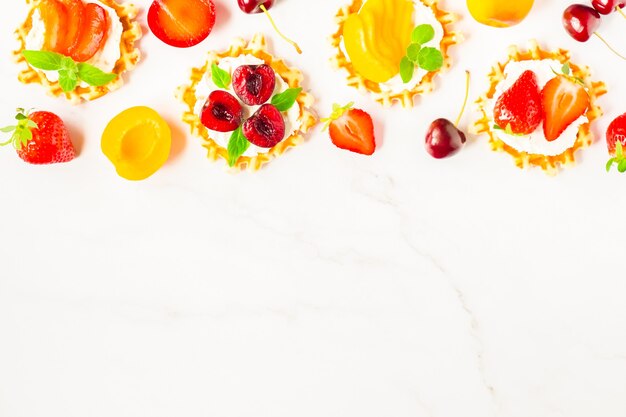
[493,70,543,135]
[323,103,376,155]
[605,112,626,173]
[542,75,589,142]
[0,109,75,165]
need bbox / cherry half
[563,4,626,59]
[237,0,302,54]
[425,71,470,159]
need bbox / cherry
[237,0,302,54]
[242,104,285,148]
[201,90,243,133]
[563,4,626,59]
[425,71,470,159]
[591,0,626,16]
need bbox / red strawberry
[605,112,626,173]
[494,70,543,135]
[1,109,75,164]
[542,75,589,142]
[323,103,376,155]
[148,0,216,48]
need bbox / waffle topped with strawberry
[474,41,607,173]
[14,0,141,103]
[177,34,316,170]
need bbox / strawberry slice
[493,70,543,135]
[324,103,376,155]
[148,0,216,48]
[542,75,590,142]
[68,3,109,62]
[39,0,68,52]
[56,0,85,57]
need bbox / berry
[237,0,274,13]
[591,0,626,14]
[0,109,75,164]
[606,112,626,154]
[563,4,601,42]
[242,104,285,148]
[542,75,589,142]
[232,65,276,106]
[148,0,216,48]
[323,103,376,155]
[200,90,243,133]
[493,70,543,135]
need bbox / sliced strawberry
[39,0,68,52]
[493,70,543,135]
[68,3,109,62]
[606,112,626,154]
[148,0,216,48]
[56,0,85,56]
[325,104,376,155]
[542,75,590,142]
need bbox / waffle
[176,34,317,171]
[13,0,142,104]
[472,40,607,175]
[330,0,462,107]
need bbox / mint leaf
[561,63,571,76]
[406,44,421,63]
[211,63,231,89]
[58,69,78,92]
[411,24,435,45]
[22,50,63,70]
[271,87,302,112]
[399,56,414,83]
[61,56,77,72]
[227,127,250,167]
[417,47,443,72]
[77,63,117,86]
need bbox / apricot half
[466,0,534,28]
[102,106,171,181]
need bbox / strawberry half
[1,109,75,165]
[605,113,626,173]
[148,0,216,48]
[323,103,376,155]
[493,70,543,135]
[542,75,590,142]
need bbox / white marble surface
[2,1,626,416]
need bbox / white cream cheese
[25,0,123,83]
[487,59,588,156]
[194,54,302,157]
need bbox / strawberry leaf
[411,24,435,44]
[399,56,414,83]
[77,63,117,86]
[22,50,63,71]
[619,159,626,173]
[227,127,250,167]
[417,47,443,72]
[0,125,16,133]
[606,157,616,172]
[211,63,231,89]
[271,87,302,112]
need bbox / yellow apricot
[467,0,534,28]
[101,106,171,181]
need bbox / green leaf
[561,63,571,76]
[0,125,16,133]
[58,69,78,92]
[417,47,443,72]
[411,24,435,45]
[211,63,231,89]
[406,43,421,63]
[61,56,77,72]
[619,159,626,173]
[26,120,38,129]
[271,87,302,112]
[493,124,503,130]
[399,56,414,83]
[616,141,624,158]
[77,63,117,86]
[22,50,63,70]
[606,158,616,172]
[15,113,27,121]
[227,127,250,167]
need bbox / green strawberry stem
[321,102,354,130]
[259,5,302,54]
[455,70,470,127]
[0,109,38,150]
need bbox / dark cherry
[242,104,285,148]
[591,0,626,14]
[232,65,276,106]
[237,0,275,14]
[200,90,243,133]
[563,4,601,42]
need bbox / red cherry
[237,0,274,14]
[232,65,276,106]
[201,91,243,133]
[242,104,285,148]
[563,4,601,42]
[591,0,626,14]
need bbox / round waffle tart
[472,41,607,175]
[330,0,462,107]
[176,34,317,171]
[14,0,142,104]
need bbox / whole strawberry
[0,109,75,164]
[494,70,543,135]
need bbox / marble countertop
[1,0,626,416]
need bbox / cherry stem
[593,32,626,60]
[259,5,302,54]
[617,6,626,19]
[455,70,471,127]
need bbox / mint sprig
[399,24,444,84]
[227,127,250,167]
[606,141,626,173]
[0,108,38,149]
[211,63,231,89]
[271,87,302,112]
[22,50,117,92]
